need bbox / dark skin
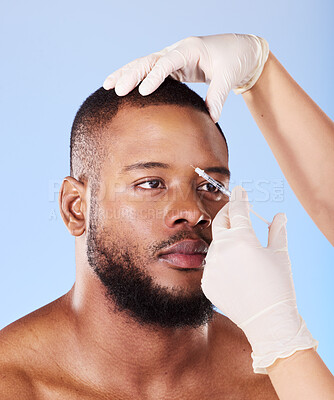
[0,105,278,399]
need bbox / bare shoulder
[0,364,36,399]
[0,320,38,399]
[0,294,72,399]
[0,294,70,359]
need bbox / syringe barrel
[196,168,231,197]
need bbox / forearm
[267,349,334,399]
[242,52,334,245]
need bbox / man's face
[86,105,229,329]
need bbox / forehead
[102,105,228,174]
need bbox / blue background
[1,0,333,372]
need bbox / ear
[59,176,86,236]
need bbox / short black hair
[70,77,227,191]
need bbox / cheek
[100,199,163,240]
[118,203,163,236]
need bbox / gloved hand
[201,186,318,374]
[103,34,269,122]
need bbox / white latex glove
[201,186,318,374]
[103,34,269,123]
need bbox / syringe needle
[249,209,270,225]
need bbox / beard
[86,202,214,330]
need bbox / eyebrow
[120,161,230,179]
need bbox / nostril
[174,218,188,225]
[198,220,211,229]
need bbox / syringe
[191,165,270,225]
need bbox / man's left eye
[136,179,164,190]
[198,182,220,193]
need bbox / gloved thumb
[229,186,252,229]
[212,201,230,237]
[205,79,229,123]
[267,213,288,251]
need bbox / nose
[163,189,212,230]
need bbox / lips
[158,239,208,269]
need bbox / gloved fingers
[138,49,187,96]
[212,201,230,236]
[205,79,230,123]
[114,70,142,96]
[229,186,253,229]
[103,67,124,90]
[103,36,205,96]
[267,213,288,251]
[103,54,160,94]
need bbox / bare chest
[34,373,278,400]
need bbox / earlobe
[59,176,86,237]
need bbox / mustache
[149,230,211,257]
